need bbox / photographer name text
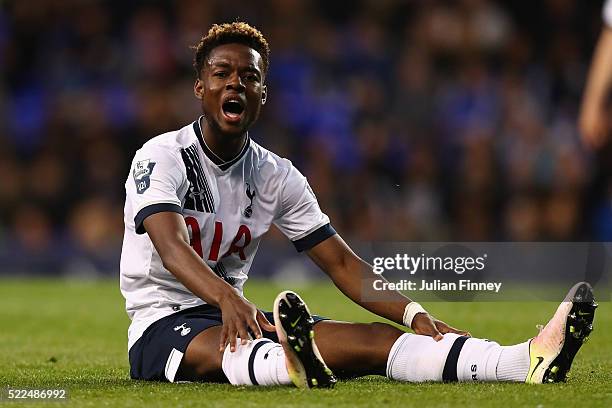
[373,279,502,293]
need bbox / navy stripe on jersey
[183,144,215,210]
[292,223,337,252]
[134,203,183,234]
[213,262,237,286]
[181,144,215,213]
[193,118,250,171]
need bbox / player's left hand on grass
[411,313,470,341]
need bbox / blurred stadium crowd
[0,0,610,275]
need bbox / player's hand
[411,313,443,341]
[411,313,470,341]
[218,291,275,352]
[433,318,471,338]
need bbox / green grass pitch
[0,279,610,407]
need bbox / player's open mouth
[221,99,245,123]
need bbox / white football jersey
[605,0,612,27]
[120,117,334,350]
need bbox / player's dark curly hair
[191,22,270,78]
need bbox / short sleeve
[273,164,336,252]
[605,0,612,27]
[127,145,185,234]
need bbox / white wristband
[403,302,428,329]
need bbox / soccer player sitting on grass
[120,22,597,388]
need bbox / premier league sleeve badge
[133,159,156,194]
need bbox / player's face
[194,43,266,137]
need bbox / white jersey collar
[193,116,250,171]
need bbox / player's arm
[579,25,612,149]
[306,234,470,340]
[143,212,274,353]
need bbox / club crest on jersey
[133,159,156,194]
[244,182,256,218]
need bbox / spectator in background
[0,0,606,275]
[580,0,612,149]
[579,0,612,239]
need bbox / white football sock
[386,333,460,382]
[221,338,291,386]
[455,337,502,381]
[496,341,530,382]
[386,333,530,383]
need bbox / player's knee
[364,322,403,363]
[356,323,403,369]
[368,322,403,344]
[178,330,225,381]
[193,352,224,378]
[180,349,224,381]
